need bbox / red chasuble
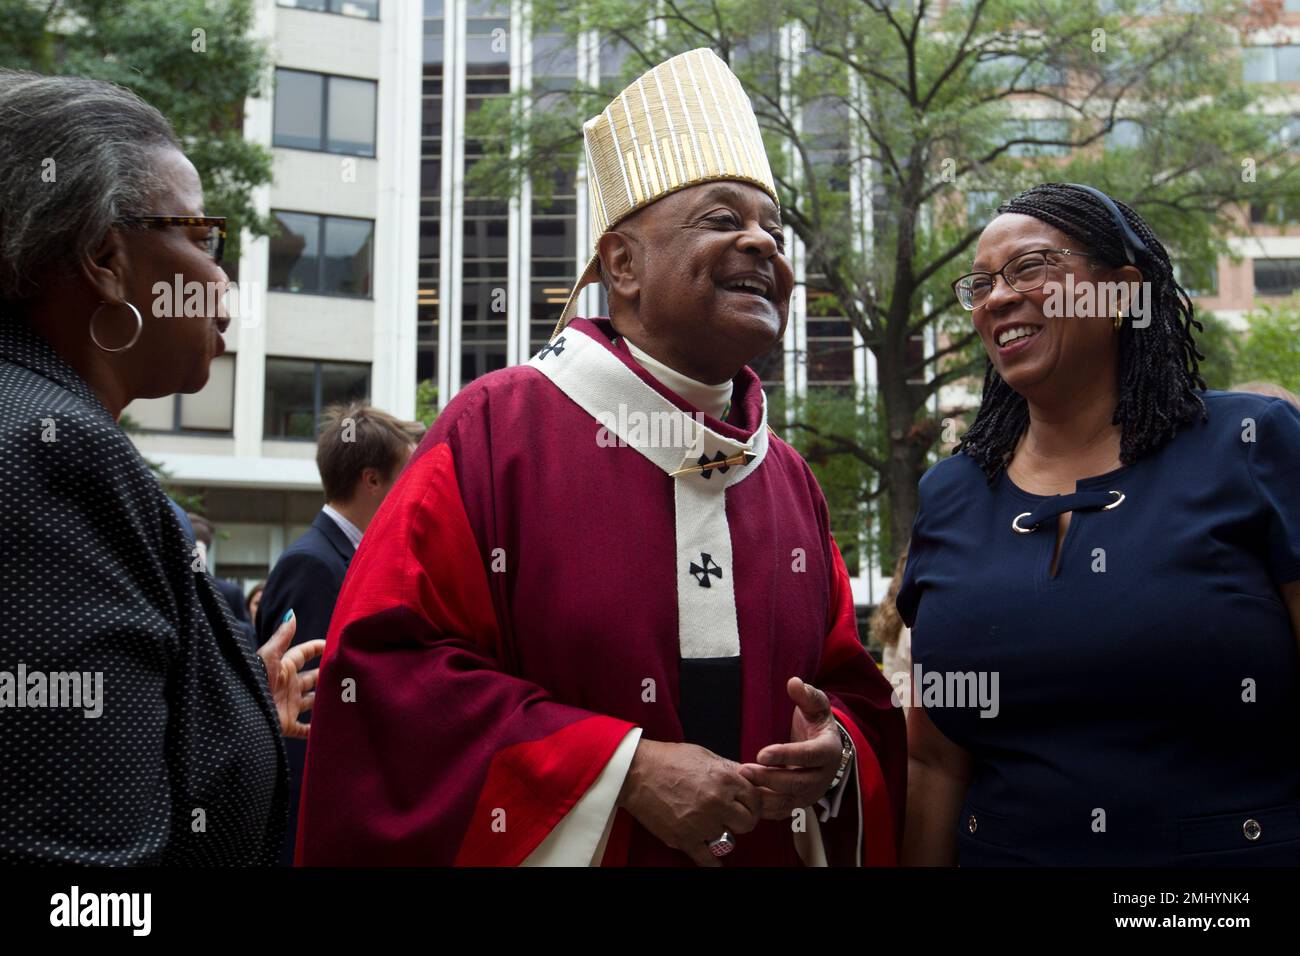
[297,318,905,866]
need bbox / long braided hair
[956,182,1209,483]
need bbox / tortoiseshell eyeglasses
[118,216,227,265]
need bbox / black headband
[1062,182,1149,265]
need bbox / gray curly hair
[0,69,181,307]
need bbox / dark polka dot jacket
[0,320,288,865]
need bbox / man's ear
[78,227,131,306]
[597,229,641,303]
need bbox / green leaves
[415,378,440,427]
[1,0,274,261]
[1233,299,1300,392]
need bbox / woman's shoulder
[1163,388,1299,456]
[918,449,986,497]
[0,356,116,436]
[1199,387,1295,419]
[0,357,156,508]
[910,450,988,528]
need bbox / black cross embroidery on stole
[696,451,731,479]
[689,553,723,588]
[538,336,567,360]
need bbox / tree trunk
[877,352,934,562]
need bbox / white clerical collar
[321,503,364,551]
[623,338,733,421]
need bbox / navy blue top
[898,390,1300,865]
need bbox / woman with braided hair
[897,182,1300,865]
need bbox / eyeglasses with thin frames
[952,247,1095,311]
[118,215,227,265]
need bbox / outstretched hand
[738,677,843,820]
[257,610,326,739]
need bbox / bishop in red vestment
[296,48,905,867]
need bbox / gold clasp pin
[669,449,756,478]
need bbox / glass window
[421,160,442,199]
[461,281,508,330]
[466,33,510,68]
[463,215,508,259]
[417,296,438,386]
[530,216,575,259]
[1280,46,1300,83]
[422,96,442,138]
[531,260,572,278]
[1173,260,1219,298]
[180,354,236,430]
[532,34,577,77]
[273,69,376,156]
[807,338,855,385]
[126,394,176,431]
[265,358,370,439]
[1006,119,1070,157]
[601,37,633,79]
[278,0,377,19]
[1105,119,1144,151]
[126,356,236,433]
[465,16,509,70]
[269,211,320,294]
[322,216,374,295]
[973,53,1065,88]
[419,217,441,258]
[461,347,508,383]
[327,75,377,156]
[1253,258,1300,296]
[1243,47,1277,84]
[1250,196,1300,224]
[334,0,378,17]
[265,359,317,438]
[269,212,374,297]
[320,361,370,412]
[272,70,323,150]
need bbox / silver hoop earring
[89,301,143,353]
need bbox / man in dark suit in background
[186,511,258,654]
[258,400,424,865]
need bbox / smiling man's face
[598,180,794,383]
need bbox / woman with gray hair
[0,70,322,865]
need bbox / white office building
[126,0,423,584]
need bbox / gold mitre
[551,47,779,338]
